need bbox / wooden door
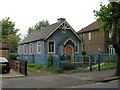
[65,45,73,60]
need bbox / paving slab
[0,69,24,78]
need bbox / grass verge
[27,64,59,73]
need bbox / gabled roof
[19,19,81,44]
[58,37,76,46]
[78,21,101,33]
[19,22,62,44]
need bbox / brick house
[77,21,113,54]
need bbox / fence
[58,53,117,72]
[10,60,27,75]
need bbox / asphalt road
[1,69,119,88]
[2,74,94,88]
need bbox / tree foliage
[0,17,19,42]
[0,17,20,53]
[27,20,49,35]
[6,34,20,53]
[94,2,120,76]
[94,2,120,32]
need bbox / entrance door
[65,45,73,60]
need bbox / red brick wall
[79,30,110,54]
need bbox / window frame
[24,44,27,54]
[88,32,91,40]
[75,43,79,53]
[48,40,55,54]
[29,43,33,54]
[18,45,21,54]
[37,41,41,54]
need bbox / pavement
[1,69,120,82]
[59,69,120,82]
[0,69,24,78]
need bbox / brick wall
[79,30,110,54]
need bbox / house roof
[19,22,62,44]
[19,18,82,45]
[77,21,101,33]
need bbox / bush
[48,54,53,67]
[10,53,19,60]
[82,51,86,55]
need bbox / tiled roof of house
[19,22,62,44]
[78,21,101,33]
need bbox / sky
[0,0,109,39]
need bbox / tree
[5,34,20,53]
[94,1,120,76]
[0,17,19,42]
[0,17,20,53]
[27,20,49,35]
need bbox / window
[88,32,91,40]
[24,44,27,54]
[48,41,55,53]
[82,34,85,37]
[29,43,33,54]
[109,31,112,38]
[37,41,41,53]
[109,45,115,55]
[75,43,79,53]
[18,46,21,54]
[109,48,115,55]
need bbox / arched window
[29,43,33,54]
[37,41,41,54]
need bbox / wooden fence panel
[10,60,27,75]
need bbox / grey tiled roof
[19,22,62,44]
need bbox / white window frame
[82,34,85,37]
[37,41,41,54]
[109,31,112,38]
[109,48,115,55]
[29,43,33,54]
[18,45,21,54]
[88,32,91,40]
[24,44,27,54]
[75,43,79,53]
[48,40,55,54]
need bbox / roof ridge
[19,22,62,44]
[78,21,100,33]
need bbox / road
[2,74,94,88]
[2,75,119,88]
[1,69,119,88]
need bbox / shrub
[48,54,53,67]
[82,51,86,55]
[10,53,19,60]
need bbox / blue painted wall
[19,28,82,68]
